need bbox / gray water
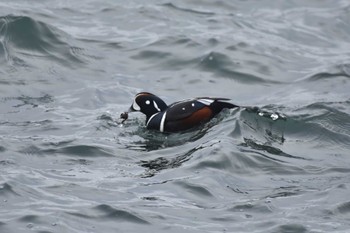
[1,1,350,232]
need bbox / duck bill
[128,105,135,112]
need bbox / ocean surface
[1,1,350,232]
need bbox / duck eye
[145,100,150,105]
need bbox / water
[1,1,350,232]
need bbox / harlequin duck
[122,92,238,132]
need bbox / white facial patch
[192,103,195,107]
[132,100,140,111]
[153,101,161,111]
[145,100,150,105]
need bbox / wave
[288,101,350,148]
[68,204,150,224]
[126,32,279,84]
[0,183,20,197]
[42,144,115,158]
[196,51,279,84]
[297,63,350,82]
[161,3,216,16]
[0,15,85,68]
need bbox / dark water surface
[1,1,350,232]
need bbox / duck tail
[211,100,239,115]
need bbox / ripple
[1,94,54,108]
[18,215,42,223]
[161,3,216,16]
[146,35,201,48]
[128,36,201,70]
[197,51,278,84]
[139,147,195,177]
[229,202,272,214]
[240,138,305,161]
[336,201,350,215]
[299,64,350,82]
[131,50,172,60]
[0,183,20,197]
[68,204,150,224]
[0,159,15,166]
[272,224,308,233]
[174,180,214,198]
[44,145,115,158]
[63,159,93,166]
[289,101,350,148]
[192,150,234,171]
[265,186,303,199]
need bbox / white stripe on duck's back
[197,99,215,106]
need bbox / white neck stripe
[153,101,161,111]
[146,113,158,126]
[160,111,167,132]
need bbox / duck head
[129,92,168,120]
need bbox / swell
[196,51,279,84]
[68,204,150,224]
[41,144,116,158]
[161,3,216,16]
[288,101,350,148]
[129,34,279,84]
[297,63,350,82]
[0,183,20,197]
[0,15,85,68]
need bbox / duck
[122,92,238,132]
